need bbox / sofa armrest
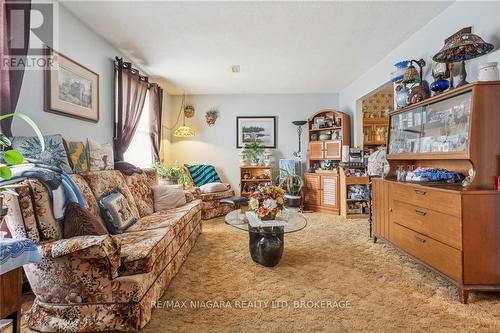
[38,235,121,279]
[184,187,201,202]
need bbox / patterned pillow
[184,164,221,187]
[11,134,72,173]
[98,188,137,234]
[65,141,89,173]
[64,202,108,238]
[87,139,114,171]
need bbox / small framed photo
[236,116,276,148]
[44,48,99,122]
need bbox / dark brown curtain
[114,58,148,161]
[1,0,31,136]
[149,83,163,162]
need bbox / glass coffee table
[225,209,307,267]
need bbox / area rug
[22,213,499,332]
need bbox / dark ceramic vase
[248,226,284,267]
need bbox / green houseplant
[278,168,304,208]
[243,138,264,166]
[0,113,44,219]
[153,162,191,188]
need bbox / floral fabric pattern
[70,174,103,223]
[197,188,235,220]
[28,179,62,241]
[123,169,157,217]
[81,170,140,220]
[16,183,40,243]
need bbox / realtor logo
[3,1,58,70]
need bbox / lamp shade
[174,126,195,137]
[433,33,494,63]
[292,120,307,126]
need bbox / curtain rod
[114,57,162,90]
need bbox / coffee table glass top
[225,209,307,234]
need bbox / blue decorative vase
[396,85,410,108]
[430,79,450,93]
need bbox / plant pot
[160,178,178,185]
[285,194,301,208]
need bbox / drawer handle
[414,189,426,195]
[415,235,427,243]
[415,209,427,216]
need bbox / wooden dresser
[372,82,500,303]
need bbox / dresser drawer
[389,183,461,217]
[391,200,462,250]
[392,222,462,283]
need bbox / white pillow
[153,185,186,212]
[199,182,228,193]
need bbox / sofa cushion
[65,141,90,173]
[16,183,41,243]
[199,189,235,202]
[81,170,140,220]
[123,169,157,217]
[199,182,229,193]
[98,189,138,234]
[87,139,114,171]
[114,227,174,275]
[184,164,221,186]
[10,134,73,173]
[63,202,108,238]
[69,174,102,223]
[153,184,186,212]
[28,179,62,241]
[126,199,201,233]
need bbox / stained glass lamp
[433,31,494,87]
[174,125,194,137]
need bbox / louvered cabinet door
[320,175,339,208]
[304,173,321,206]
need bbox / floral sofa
[3,169,202,332]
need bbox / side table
[0,238,41,333]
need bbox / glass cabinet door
[388,107,423,154]
[420,92,471,154]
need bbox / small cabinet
[304,173,339,214]
[372,178,390,240]
[307,140,342,160]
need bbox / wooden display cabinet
[339,167,369,218]
[239,166,273,197]
[304,109,350,214]
[373,82,500,303]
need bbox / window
[124,91,153,167]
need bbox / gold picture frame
[44,48,99,122]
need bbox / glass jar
[478,62,499,81]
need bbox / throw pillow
[98,189,137,234]
[11,134,72,173]
[199,182,228,193]
[65,141,89,173]
[63,202,108,238]
[184,164,221,187]
[87,139,114,171]
[153,184,187,212]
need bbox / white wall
[163,93,340,192]
[339,1,500,146]
[12,4,121,143]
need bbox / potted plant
[0,113,44,219]
[248,185,285,220]
[278,169,303,208]
[243,138,263,166]
[152,162,191,188]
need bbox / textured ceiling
[61,1,452,94]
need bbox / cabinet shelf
[308,126,342,132]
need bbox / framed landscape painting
[236,116,276,148]
[44,48,99,122]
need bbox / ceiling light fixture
[173,94,195,138]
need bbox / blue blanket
[6,164,87,221]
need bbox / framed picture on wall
[44,48,99,122]
[236,116,276,148]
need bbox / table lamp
[433,28,494,87]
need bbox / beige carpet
[23,213,499,332]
